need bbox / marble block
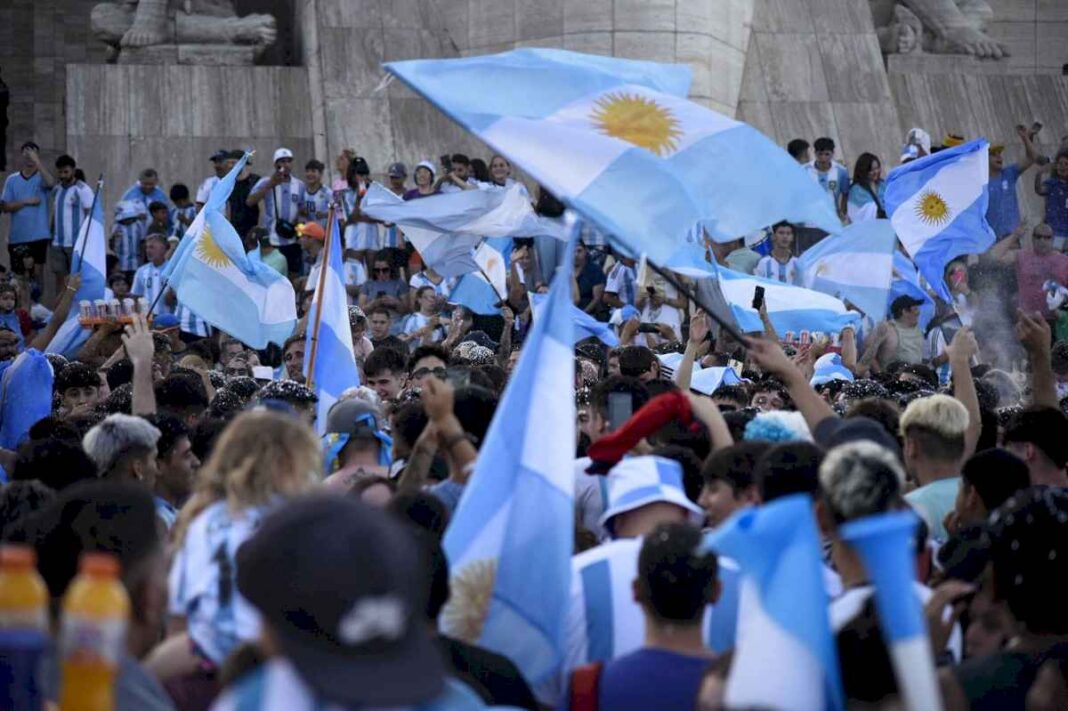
[116,44,258,66]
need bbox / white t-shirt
[196,175,220,205]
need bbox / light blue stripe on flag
[716,264,860,335]
[581,560,614,662]
[0,349,53,450]
[385,49,841,267]
[47,184,106,358]
[530,292,619,346]
[799,219,897,321]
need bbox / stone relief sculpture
[871,0,1008,59]
[92,0,277,62]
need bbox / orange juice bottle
[58,553,130,711]
[0,544,49,711]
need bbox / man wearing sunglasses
[992,222,1068,325]
[407,344,450,388]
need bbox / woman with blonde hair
[147,410,321,695]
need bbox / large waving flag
[163,154,297,349]
[304,212,359,433]
[840,511,942,711]
[885,139,995,301]
[46,182,106,358]
[0,349,53,452]
[385,49,841,266]
[716,266,860,335]
[800,220,897,322]
[440,229,577,687]
[530,292,619,346]
[361,182,564,277]
[706,495,844,711]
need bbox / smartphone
[752,285,765,310]
[607,392,633,432]
[445,366,470,389]
[439,154,452,172]
[637,323,661,334]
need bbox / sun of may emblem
[196,226,231,268]
[440,559,498,643]
[915,190,951,226]
[590,91,683,156]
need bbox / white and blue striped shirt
[176,302,211,338]
[130,260,174,316]
[51,181,94,248]
[605,262,637,306]
[111,220,147,272]
[170,204,197,240]
[253,177,306,246]
[168,501,272,665]
[304,185,331,229]
[754,255,802,286]
[120,183,169,228]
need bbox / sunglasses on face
[1034,234,1053,240]
[412,367,447,380]
[374,267,391,274]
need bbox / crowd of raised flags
[0,47,1065,711]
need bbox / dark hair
[755,442,824,502]
[590,375,650,418]
[713,384,749,410]
[651,444,704,503]
[844,398,901,448]
[105,359,133,390]
[282,332,305,354]
[387,491,449,540]
[148,201,168,214]
[13,439,98,493]
[390,402,428,449]
[771,220,795,236]
[535,186,566,217]
[452,386,498,447]
[0,481,55,542]
[961,448,1031,513]
[1003,407,1068,468]
[636,523,718,624]
[701,441,768,494]
[101,383,132,414]
[469,158,490,183]
[304,159,325,172]
[836,599,897,703]
[145,413,190,460]
[786,139,810,160]
[169,183,190,202]
[617,346,656,379]
[139,168,158,180]
[107,273,128,287]
[190,415,227,463]
[55,154,76,170]
[55,362,101,393]
[364,347,407,379]
[367,306,391,321]
[450,153,470,167]
[474,364,507,394]
[31,481,161,600]
[227,377,260,403]
[851,152,882,187]
[155,373,209,413]
[813,137,835,153]
[408,344,451,374]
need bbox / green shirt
[261,248,288,277]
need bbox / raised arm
[29,273,81,350]
[1017,310,1058,409]
[123,315,158,416]
[676,311,710,392]
[1016,125,1038,173]
[747,336,838,432]
[946,327,981,458]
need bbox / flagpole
[74,174,104,270]
[304,206,336,391]
[646,258,747,343]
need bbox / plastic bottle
[58,553,130,711]
[0,544,49,711]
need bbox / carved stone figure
[871,0,1008,59]
[92,0,277,62]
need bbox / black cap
[352,156,371,176]
[210,149,229,162]
[890,295,924,318]
[237,494,444,707]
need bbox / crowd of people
[0,115,1067,710]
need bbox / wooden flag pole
[304,206,336,391]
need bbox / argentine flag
[706,495,844,711]
[163,154,297,349]
[530,292,619,346]
[800,219,897,321]
[46,183,106,358]
[385,49,841,266]
[304,212,359,432]
[440,231,578,687]
[840,511,943,711]
[885,139,996,301]
[716,266,860,335]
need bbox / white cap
[599,456,705,537]
[273,147,294,163]
[415,159,436,178]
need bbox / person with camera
[246,147,307,277]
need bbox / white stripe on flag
[806,252,893,290]
[890,147,987,252]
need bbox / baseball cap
[296,222,325,241]
[942,133,965,148]
[890,295,924,318]
[811,352,855,387]
[236,494,445,707]
[352,156,370,176]
[210,149,228,162]
[388,162,407,178]
[599,456,705,536]
[273,147,294,163]
[152,313,180,331]
[324,397,384,436]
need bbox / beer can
[78,300,93,319]
[783,330,796,344]
[799,330,811,346]
[122,298,136,316]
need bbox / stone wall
[66,64,314,222]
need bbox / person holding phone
[1,141,55,284]
[246,147,307,276]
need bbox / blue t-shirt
[596,648,710,711]
[2,171,52,244]
[120,184,170,226]
[986,164,1022,238]
[1043,176,1068,238]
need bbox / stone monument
[91,0,278,65]
[871,0,1007,59]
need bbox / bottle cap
[0,544,37,569]
[79,552,121,577]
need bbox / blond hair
[899,394,969,463]
[173,410,321,544]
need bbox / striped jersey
[51,181,94,248]
[176,302,211,338]
[253,177,306,246]
[304,185,332,229]
[168,501,273,664]
[111,220,147,272]
[130,260,174,316]
[171,204,197,239]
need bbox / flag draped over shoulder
[0,349,53,453]
[800,219,897,322]
[440,229,578,687]
[385,49,841,265]
[162,153,297,349]
[706,496,844,711]
[885,139,995,301]
[304,212,359,432]
[46,184,106,358]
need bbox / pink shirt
[1016,250,1068,317]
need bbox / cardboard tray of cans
[77,298,155,327]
